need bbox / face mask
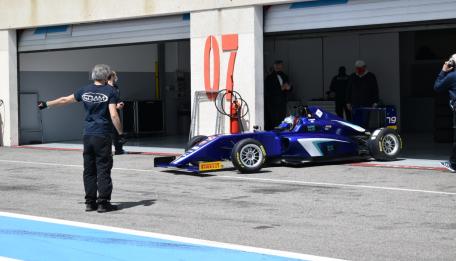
[356,67,366,75]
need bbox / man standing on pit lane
[328,66,350,120]
[37,64,125,212]
[264,60,292,130]
[108,71,126,155]
[434,54,456,172]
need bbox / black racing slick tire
[231,138,266,173]
[368,128,402,161]
[186,135,207,151]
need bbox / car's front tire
[231,138,266,173]
[368,128,402,161]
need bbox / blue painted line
[290,0,348,9]
[0,216,305,261]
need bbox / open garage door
[18,15,191,150]
[18,14,189,52]
[264,1,456,157]
[265,0,456,33]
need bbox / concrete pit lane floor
[0,147,455,261]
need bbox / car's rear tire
[186,135,207,151]
[231,138,266,173]
[368,128,402,161]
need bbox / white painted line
[0,159,155,173]
[0,257,22,261]
[1,159,455,196]
[0,159,83,169]
[0,211,345,261]
[216,176,456,196]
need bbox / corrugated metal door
[265,0,456,33]
[18,14,189,52]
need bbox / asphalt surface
[0,147,455,261]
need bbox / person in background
[346,60,379,115]
[434,54,456,172]
[38,64,124,213]
[264,60,292,130]
[108,71,126,155]
[328,66,350,120]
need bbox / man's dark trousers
[83,135,113,204]
[450,111,456,169]
[335,102,351,121]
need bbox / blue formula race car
[154,106,402,173]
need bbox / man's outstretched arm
[38,94,77,109]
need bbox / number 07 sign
[204,34,238,100]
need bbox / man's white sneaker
[440,161,456,172]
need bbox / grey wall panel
[19,15,189,52]
[263,32,400,118]
[288,38,324,102]
[115,72,157,101]
[264,38,324,104]
[359,32,400,118]
[265,0,456,33]
[20,44,158,72]
[323,34,359,93]
[19,93,42,144]
[19,72,87,143]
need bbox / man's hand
[118,133,127,145]
[372,103,378,108]
[281,83,291,91]
[37,101,48,110]
[443,61,453,72]
[346,103,352,111]
[116,102,124,110]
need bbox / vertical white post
[190,6,264,136]
[0,30,19,146]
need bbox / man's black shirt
[346,72,379,107]
[74,84,118,135]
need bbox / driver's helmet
[278,115,296,130]
[283,115,294,125]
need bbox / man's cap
[355,60,366,67]
[274,60,284,65]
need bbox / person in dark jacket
[108,71,126,155]
[346,60,379,113]
[38,64,124,212]
[434,54,456,172]
[264,60,292,130]
[329,66,350,119]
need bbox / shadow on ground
[114,199,156,210]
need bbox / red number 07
[204,34,238,100]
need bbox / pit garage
[18,15,191,150]
[263,0,456,158]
